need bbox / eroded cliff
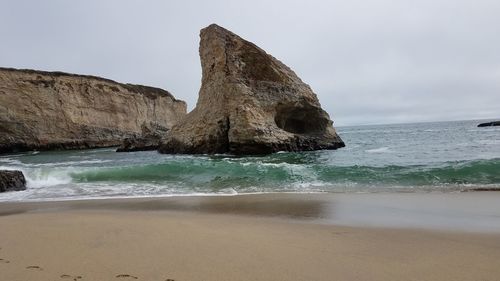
[0,68,186,153]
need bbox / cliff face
[159,24,344,155]
[0,68,187,153]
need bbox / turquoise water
[1,119,499,201]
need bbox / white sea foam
[0,157,23,165]
[217,187,238,195]
[365,147,391,153]
[477,140,500,145]
[0,165,21,171]
[24,159,112,168]
[25,170,73,188]
[257,162,305,168]
[0,158,112,168]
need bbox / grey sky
[1,0,499,126]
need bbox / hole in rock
[274,105,329,135]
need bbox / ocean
[1,119,499,201]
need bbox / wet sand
[1,193,500,280]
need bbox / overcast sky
[1,0,499,126]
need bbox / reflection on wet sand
[0,193,331,219]
[2,192,500,232]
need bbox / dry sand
[1,193,500,281]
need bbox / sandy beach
[1,193,500,281]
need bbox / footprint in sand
[165,279,175,281]
[26,265,43,271]
[116,274,138,279]
[60,274,83,280]
[0,258,10,264]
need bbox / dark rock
[116,123,168,152]
[159,24,345,155]
[478,121,500,127]
[0,170,26,192]
[116,137,161,152]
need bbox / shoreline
[2,191,500,233]
[1,185,500,204]
[1,194,500,280]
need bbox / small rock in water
[0,170,26,192]
[477,121,500,127]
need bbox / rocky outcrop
[116,123,167,152]
[478,121,500,127]
[116,137,160,152]
[159,24,344,155]
[0,68,187,153]
[0,170,26,192]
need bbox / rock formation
[0,68,186,153]
[159,24,344,155]
[116,123,168,152]
[0,170,26,192]
[478,121,500,127]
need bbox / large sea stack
[0,68,186,153]
[159,24,344,155]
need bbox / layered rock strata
[0,68,186,153]
[159,24,344,155]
